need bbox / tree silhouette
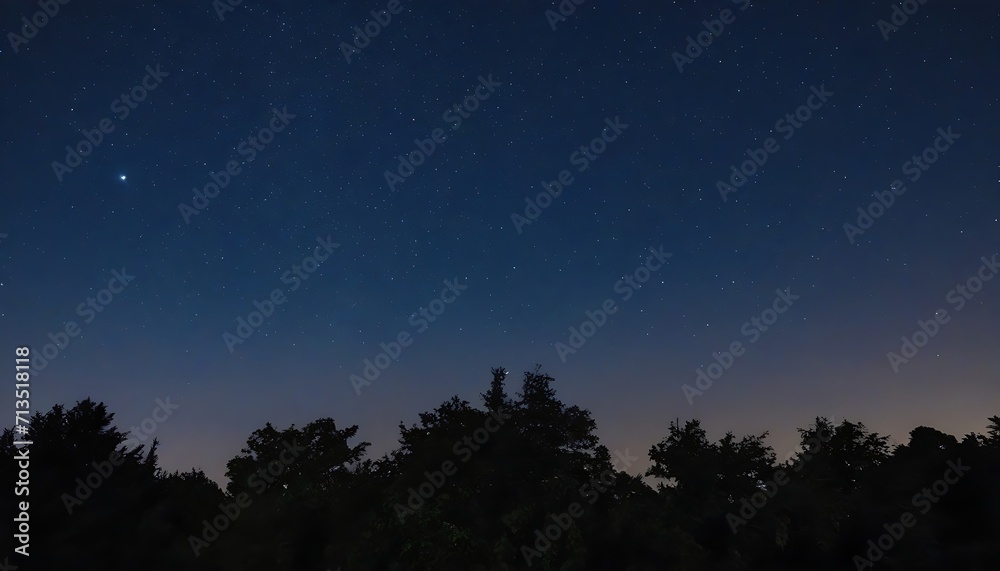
[3,380,998,571]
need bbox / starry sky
[1,1,997,485]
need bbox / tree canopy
[2,367,997,570]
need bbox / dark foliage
[3,368,997,570]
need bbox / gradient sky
[1,0,998,486]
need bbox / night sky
[1,0,997,486]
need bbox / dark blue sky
[1,0,997,485]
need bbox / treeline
[2,367,998,570]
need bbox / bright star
[119,175,127,181]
